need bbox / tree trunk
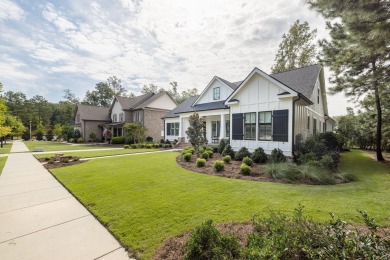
[373,61,384,161]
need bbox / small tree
[53,123,63,140]
[185,113,206,153]
[123,123,148,144]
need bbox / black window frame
[244,112,256,140]
[167,122,179,136]
[258,111,272,141]
[225,120,230,138]
[213,87,220,100]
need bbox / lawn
[0,142,13,154]
[0,156,7,174]
[24,141,121,152]
[50,150,390,259]
[34,148,159,159]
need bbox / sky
[0,0,351,116]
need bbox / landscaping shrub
[158,143,163,148]
[269,148,286,163]
[163,144,172,148]
[48,159,54,164]
[145,136,153,142]
[63,158,69,163]
[77,137,83,143]
[251,147,268,163]
[22,132,30,141]
[165,139,171,144]
[160,139,165,144]
[206,150,213,158]
[184,220,241,260]
[222,155,231,164]
[213,147,218,153]
[235,147,250,161]
[214,160,224,172]
[130,144,138,149]
[201,152,209,160]
[317,132,344,151]
[240,163,251,175]
[198,147,204,154]
[221,144,235,159]
[173,139,178,145]
[146,144,153,149]
[44,157,50,161]
[112,136,125,144]
[183,146,195,154]
[69,138,74,143]
[138,143,145,148]
[124,145,130,149]
[183,153,192,162]
[320,154,334,169]
[218,139,227,154]
[196,158,206,167]
[153,144,159,148]
[242,156,253,166]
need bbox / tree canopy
[271,20,318,74]
[306,0,389,161]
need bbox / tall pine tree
[306,0,389,161]
[271,20,318,73]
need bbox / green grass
[0,156,7,174]
[50,150,390,259]
[34,148,159,159]
[0,142,13,154]
[24,141,120,152]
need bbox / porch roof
[162,96,228,118]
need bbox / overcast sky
[1,0,351,116]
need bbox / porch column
[220,114,225,139]
[178,117,182,137]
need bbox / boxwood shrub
[214,160,224,172]
[235,147,250,161]
[196,158,206,167]
[269,148,286,163]
[222,155,231,164]
[183,153,192,162]
[251,147,268,163]
[240,163,251,175]
[201,151,209,160]
[111,136,125,144]
[242,156,253,166]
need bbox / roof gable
[193,76,236,105]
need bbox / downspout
[292,95,301,161]
[163,118,166,141]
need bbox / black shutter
[272,110,288,142]
[167,123,171,135]
[232,113,244,140]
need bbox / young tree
[53,123,63,139]
[107,76,126,96]
[83,82,114,107]
[271,20,318,74]
[306,0,389,161]
[185,112,206,153]
[123,123,148,144]
[5,115,26,138]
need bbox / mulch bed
[176,153,290,184]
[153,222,254,260]
[38,156,86,169]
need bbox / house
[163,64,335,156]
[74,92,177,142]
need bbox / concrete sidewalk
[0,142,130,259]
[9,140,29,153]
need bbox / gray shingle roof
[163,64,322,118]
[216,77,239,90]
[115,93,154,110]
[269,64,321,100]
[76,104,111,121]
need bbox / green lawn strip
[24,141,121,152]
[0,156,8,174]
[34,149,159,159]
[0,142,13,154]
[50,150,390,259]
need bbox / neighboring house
[74,104,111,141]
[163,64,335,156]
[75,92,177,142]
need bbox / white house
[163,64,335,156]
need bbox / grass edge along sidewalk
[50,150,390,259]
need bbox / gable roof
[133,92,177,109]
[193,76,238,105]
[270,64,322,100]
[114,93,154,110]
[215,77,239,90]
[76,104,111,121]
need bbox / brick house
[74,92,177,142]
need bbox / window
[307,116,310,130]
[323,122,326,132]
[133,111,142,121]
[225,120,230,138]
[244,112,256,140]
[213,87,220,100]
[258,111,272,140]
[317,88,320,104]
[211,121,220,137]
[112,113,117,122]
[313,118,317,134]
[119,113,124,122]
[167,122,179,136]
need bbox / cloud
[0,0,25,21]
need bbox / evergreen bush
[214,160,224,172]
[269,148,287,163]
[251,147,268,163]
[183,153,192,162]
[196,158,206,167]
[242,156,253,166]
[240,163,251,175]
[235,147,250,161]
[221,144,235,159]
[222,155,231,164]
